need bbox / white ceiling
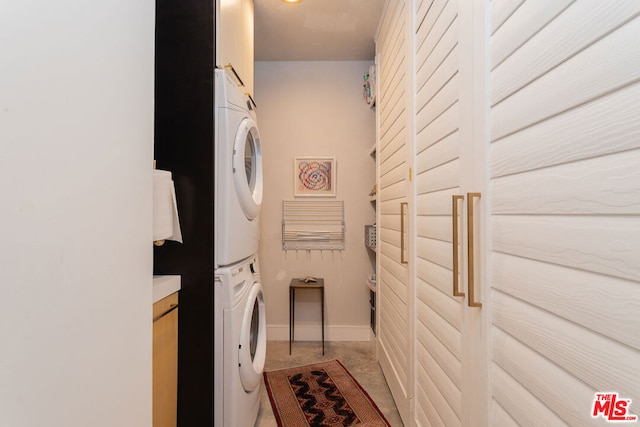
[254,0,386,61]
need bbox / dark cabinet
[154,2,215,426]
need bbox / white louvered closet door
[488,1,640,425]
[376,0,414,424]
[378,1,640,426]
[412,0,489,425]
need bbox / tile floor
[254,340,404,427]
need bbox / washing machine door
[238,280,266,392]
[232,118,263,220]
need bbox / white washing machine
[214,255,267,427]
[214,68,263,269]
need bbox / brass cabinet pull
[153,304,179,322]
[400,202,408,264]
[452,195,465,297]
[467,192,482,308]
[224,63,246,87]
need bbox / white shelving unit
[367,140,377,335]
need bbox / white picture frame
[293,156,336,197]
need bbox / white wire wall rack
[282,200,345,250]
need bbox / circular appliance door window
[238,281,266,392]
[232,118,263,220]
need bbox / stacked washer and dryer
[214,69,267,427]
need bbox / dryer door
[238,280,266,392]
[232,118,263,220]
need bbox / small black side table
[289,278,325,355]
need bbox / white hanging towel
[153,169,183,244]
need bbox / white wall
[255,61,376,341]
[0,2,154,426]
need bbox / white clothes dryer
[214,69,263,268]
[214,255,266,427]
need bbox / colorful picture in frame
[294,157,336,197]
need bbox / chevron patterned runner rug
[263,359,391,427]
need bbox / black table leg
[321,287,325,355]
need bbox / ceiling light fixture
[281,0,302,3]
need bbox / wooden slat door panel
[377,2,640,426]
[412,0,490,425]
[376,0,413,423]
[489,2,640,425]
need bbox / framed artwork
[294,157,336,197]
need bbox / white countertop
[153,275,181,303]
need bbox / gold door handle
[452,195,465,297]
[467,192,482,308]
[400,202,408,264]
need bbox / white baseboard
[267,324,372,341]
